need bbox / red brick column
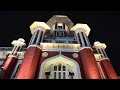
[0,56,17,79]
[16,46,41,79]
[79,48,102,79]
[100,59,118,79]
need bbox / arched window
[43,63,75,79]
[39,56,81,79]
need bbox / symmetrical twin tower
[0,15,118,79]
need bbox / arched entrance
[39,55,81,79]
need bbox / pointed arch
[39,54,82,79]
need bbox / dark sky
[0,11,120,75]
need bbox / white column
[79,32,85,47]
[40,31,45,43]
[18,46,22,52]
[56,64,59,79]
[10,38,26,57]
[10,60,22,79]
[66,64,69,79]
[11,46,17,54]
[95,48,103,59]
[102,49,108,58]
[97,62,106,79]
[76,33,80,44]
[11,46,20,55]
[13,46,20,55]
[50,64,54,79]
[61,65,63,79]
[96,48,100,54]
[36,30,42,45]
[28,33,35,46]
[31,30,38,45]
[99,48,105,58]
[62,71,65,79]
[86,34,91,47]
[83,32,90,47]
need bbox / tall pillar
[71,24,101,79]
[16,21,50,79]
[0,38,26,79]
[93,41,118,79]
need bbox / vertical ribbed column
[71,24,101,79]
[16,22,50,79]
[100,59,118,79]
[79,48,101,79]
[96,61,106,79]
[0,38,26,79]
[77,31,91,47]
[93,41,118,79]
[16,46,41,79]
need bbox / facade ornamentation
[0,15,118,79]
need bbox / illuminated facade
[0,15,118,79]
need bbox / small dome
[94,41,100,45]
[18,38,25,43]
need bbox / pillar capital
[70,23,91,36]
[93,41,107,49]
[11,38,26,47]
[93,41,108,59]
[30,21,50,34]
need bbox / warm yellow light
[93,41,107,49]
[94,54,102,61]
[70,23,91,36]
[46,15,74,29]
[40,43,80,50]
[30,21,50,34]
[11,38,26,46]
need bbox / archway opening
[39,55,81,79]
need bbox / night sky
[0,11,120,76]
